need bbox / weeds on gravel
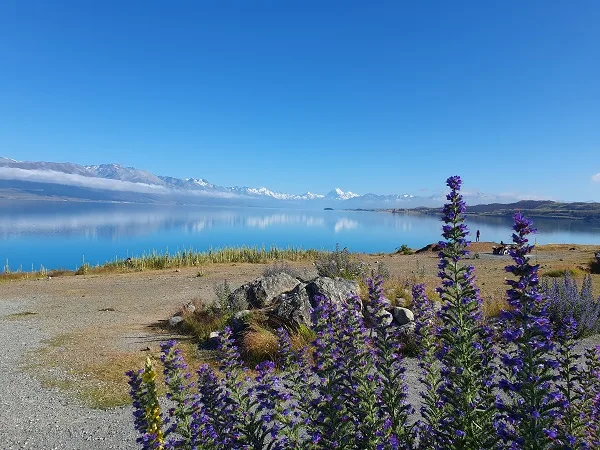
[127,176,600,449]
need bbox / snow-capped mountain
[0,157,524,207]
[326,188,360,200]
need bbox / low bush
[261,261,302,279]
[314,243,365,280]
[127,176,600,449]
[396,244,414,255]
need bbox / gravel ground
[0,299,137,449]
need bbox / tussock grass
[482,291,511,319]
[242,325,280,367]
[541,268,588,278]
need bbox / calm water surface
[1,201,599,271]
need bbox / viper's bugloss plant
[496,213,562,449]
[127,176,600,450]
[542,272,600,337]
[427,175,497,449]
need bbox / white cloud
[592,173,600,182]
[0,167,241,199]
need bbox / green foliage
[182,309,232,342]
[75,262,91,275]
[396,244,414,255]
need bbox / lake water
[1,201,599,271]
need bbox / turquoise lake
[1,201,599,271]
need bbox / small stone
[169,315,184,327]
[392,307,414,326]
[175,269,181,273]
[141,346,151,352]
[183,302,196,313]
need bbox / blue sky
[1,1,599,201]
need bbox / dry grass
[541,267,588,278]
[24,329,203,409]
[242,325,280,367]
[482,290,511,320]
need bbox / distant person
[476,230,480,242]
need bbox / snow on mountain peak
[326,188,360,200]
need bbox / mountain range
[0,157,526,208]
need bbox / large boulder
[229,273,301,309]
[305,277,360,308]
[269,283,312,328]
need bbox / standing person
[476,229,480,242]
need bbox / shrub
[396,244,414,255]
[542,272,600,337]
[75,262,91,275]
[180,304,232,342]
[261,261,302,279]
[314,243,365,280]
[127,176,600,450]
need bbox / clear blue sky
[1,1,599,200]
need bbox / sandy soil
[0,243,599,447]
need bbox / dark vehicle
[492,242,517,255]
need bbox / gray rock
[305,277,359,308]
[380,310,394,327]
[270,283,313,327]
[230,309,253,333]
[229,272,301,309]
[391,307,414,326]
[168,315,184,327]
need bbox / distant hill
[384,200,600,222]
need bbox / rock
[175,268,181,273]
[270,283,313,327]
[183,302,196,313]
[230,309,253,333]
[229,273,301,309]
[141,346,151,352]
[169,315,184,327]
[305,277,359,308]
[381,310,394,327]
[391,307,414,326]
[204,331,220,350]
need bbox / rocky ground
[0,243,599,448]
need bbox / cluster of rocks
[168,272,416,338]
